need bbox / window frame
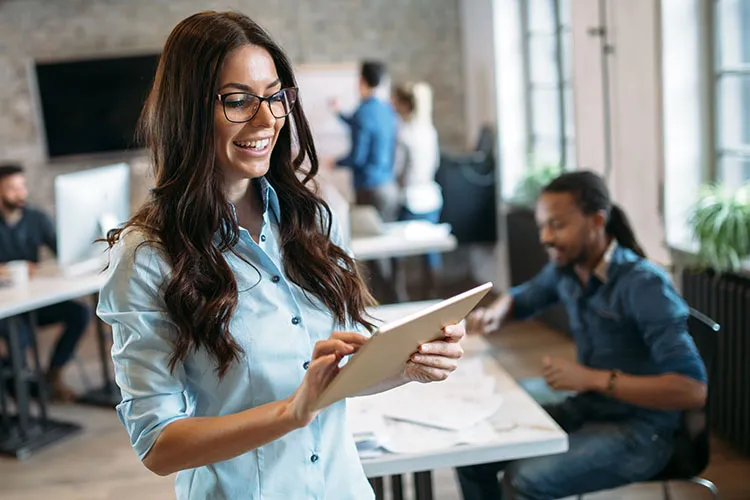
[713,0,750,185]
[520,0,575,169]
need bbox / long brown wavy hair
[107,11,376,378]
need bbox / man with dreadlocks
[458,171,707,500]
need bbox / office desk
[352,222,458,303]
[351,221,457,261]
[360,301,569,500]
[0,266,111,459]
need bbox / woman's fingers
[406,362,450,382]
[312,338,359,359]
[441,323,466,343]
[417,340,464,359]
[409,353,459,372]
[330,331,368,346]
[306,354,340,385]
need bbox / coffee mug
[6,260,30,288]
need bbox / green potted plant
[687,183,750,273]
[509,163,564,209]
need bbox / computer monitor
[54,163,130,273]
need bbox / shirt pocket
[587,306,633,353]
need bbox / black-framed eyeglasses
[216,87,298,123]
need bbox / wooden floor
[1,294,750,499]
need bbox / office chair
[436,124,497,243]
[579,307,720,499]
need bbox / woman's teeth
[234,138,270,150]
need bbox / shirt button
[291,316,301,325]
[310,454,319,463]
[303,361,310,370]
[260,234,267,242]
[271,275,280,283]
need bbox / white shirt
[394,118,443,214]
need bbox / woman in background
[97,11,465,500]
[392,82,444,292]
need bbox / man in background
[0,164,90,402]
[333,60,399,222]
[458,171,707,499]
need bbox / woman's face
[214,44,285,185]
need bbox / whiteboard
[294,63,360,160]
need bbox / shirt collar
[227,177,281,220]
[257,176,281,220]
[593,240,618,283]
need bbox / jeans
[355,182,400,223]
[398,207,442,270]
[1,300,90,370]
[456,398,675,500]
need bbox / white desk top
[0,264,106,320]
[359,301,569,478]
[351,221,458,261]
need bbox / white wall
[570,0,609,177]
[493,0,528,201]
[571,0,671,264]
[459,0,498,149]
[662,0,707,249]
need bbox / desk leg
[0,357,8,432]
[7,317,30,437]
[0,316,82,460]
[392,258,409,303]
[26,312,49,424]
[77,293,119,408]
[369,477,384,500]
[414,471,433,500]
[390,474,404,500]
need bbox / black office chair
[579,308,720,499]
[436,124,497,243]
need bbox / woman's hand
[285,331,367,428]
[403,323,466,383]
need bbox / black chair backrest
[660,308,719,479]
[474,125,495,157]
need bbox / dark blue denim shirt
[336,96,397,189]
[511,244,707,432]
[0,207,56,263]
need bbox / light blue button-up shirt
[97,178,374,500]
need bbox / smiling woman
[95,10,466,500]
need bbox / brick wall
[0,0,465,213]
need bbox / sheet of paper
[382,392,504,431]
[374,358,502,430]
[347,356,513,456]
[378,418,503,454]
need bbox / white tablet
[313,282,493,411]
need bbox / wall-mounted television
[33,53,160,160]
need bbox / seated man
[459,171,707,500]
[0,164,90,402]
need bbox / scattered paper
[347,357,512,456]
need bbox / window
[521,0,575,169]
[715,0,750,185]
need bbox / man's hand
[465,307,502,335]
[0,264,8,280]
[542,356,607,393]
[328,97,340,114]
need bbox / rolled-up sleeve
[96,233,194,460]
[509,263,561,320]
[626,271,708,383]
